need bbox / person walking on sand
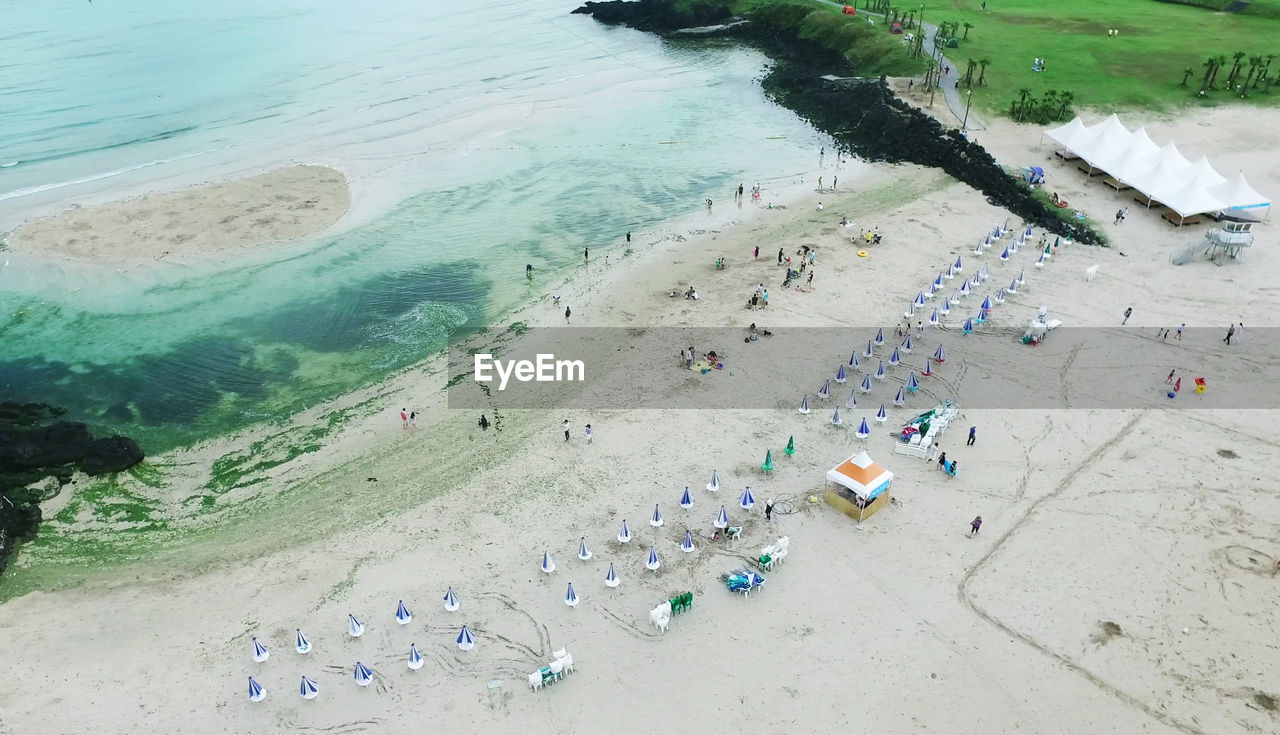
[970,515,983,535]
[807,271,814,286]
[937,451,947,472]
[967,426,976,446]
[765,498,775,522]
[565,306,572,323]
[400,408,408,429]
[832,175,838,190]
[585,424,593,444]
[1123,306,1133,325]
[818,176,822,189]
[563,419,570,442]
[1224,323,1235,345]
[1177,323,1184,340]
[1236,322,1244,343]
[584,246,589,262]
[626,231,631,243]
[1166,369,1176,384]
[927,442,940,462]
[753,245,759,259]
[409,411,417,429]
[777,247,784,265]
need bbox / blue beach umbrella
[876,404,888,422]
[348,614,365,638]
[706,470,721,492]
[953,256,963,272]
[845,388,858,409]
[971,274,980,288]
[960,280,971,296]
[408,644,424,671]
[901,334,913,353]
[973,241,983,255]
[963,318,974,334]
[981,296,992,312]
[646,546,661,571]
[999,246,1010,261]
[565,582,579,607]
[926,281,938,298]
[714,506,729,529]
[444,587,460,612]
[617,520,632,543]
[889,348,900,367]
[945,264,956,280]
[457,626,475,651]
[1008,278,1019,294]
[1017,269,1026,286]
[541,551,556,574]
[913,291,926,307]
[904,302,916,318]
[934,273,945,289]
[680,486,693,509]
[605,562,620,588]
[817,379,831,399]
[249,676,266,702]
[929,308,940,326]
[681,530,695,553]
[940,298,951,315]
[798,395,810,414]
[578,537,592,560]
[995,288,1005,304]
[847,353,860,370]
[1036,252,1046,268]
[831,407,843,425]
[740,487,756,510]
[650,504,664,527]
[252,637,270,663]
[893,387,906,406]
[874,363,885,381]
[906,372,919,391]
[295,629,311,654]
[354,662,373,686]
[921,358,933,377]
[855,418,870,439]
[934,345,946,363]
[874,328,885,346]
[864,340,875,357]
[300,675,320,698]
[395,600,412,625]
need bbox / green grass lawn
[924,0,1280,114]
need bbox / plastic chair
[553,647,567,661]
[558,653,574,674]
[549,660,564,680]
[528,672,544,691]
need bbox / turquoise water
[0,0,826,450]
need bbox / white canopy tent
[1160,179,1227,224]
[1209,171,1272,216]
[1043,117,1091,155]
[1186,156,1227,189]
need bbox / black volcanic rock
[572,0,732,33]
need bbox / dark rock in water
[572,0,732,33]
[82,436,146,475]
[103,401,134,422]
[0,401,146,576]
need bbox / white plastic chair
[528,672,543,691]
[655,615,670,633]
[558,653,574,674]
[549,660,564,680]
[553,647,567,661]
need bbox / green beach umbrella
[1052,236,1060,248]
[783,436,795,456]
[762,450,774,472]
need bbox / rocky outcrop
[0,402,145,576]
[571,0,733,33]
[573,0,1104,244]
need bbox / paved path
[809,1,985,131]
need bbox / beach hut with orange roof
[824,450,894,521]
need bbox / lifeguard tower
[1174,221,1255,266]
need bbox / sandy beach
[2,164,350,262]
[2,102,1279,735]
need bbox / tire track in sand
[957,410,1205,735]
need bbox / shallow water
[0,0,826,450]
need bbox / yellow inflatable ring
[857,250,869,258]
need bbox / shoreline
[1,164,352,263]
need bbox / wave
[0,146,215,202]
[4,125,199,171]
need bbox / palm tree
[1180,66,1194,87]
[1039,90,1059,123]
[1226,51,1246,88]
[1200,57,1217,93]
[1210,54,1229,89]
[1242,55,1264,92]
[906,9,916,29]
[1056,90,1075,119]
[963,21,974,40]
[977,58,991,86]
[964,59,978,87]
[1014,87,1032,121]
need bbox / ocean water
[0,0,826,450]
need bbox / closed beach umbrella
[443,587,460,612]
[953,256,963,272]
[617,520,632,543]
[740,487,756,510]
[836,364,848,383]
[979,264,990,281]
[295,629,311,654]
[831,407,843,425]
[960,280,971,296]
[252,637,270,663]
[604,562,620,588]
[784,436,796,456]
[646,546,661,571]
[847,351,860,369]
[904,302,915,318]
[680,486,693,509]
[893,387,906,406]
[565,582,579,607]
[901,334,913,353]
[714,506,729,529]
[541,551,556,574]
[681,530,695,553]
[869,368,881,386]
[348,614,365,638]
[457,625,475,651]
[1025,225,1033,237]
[970,274,980,288]
[1036,252,1046,268]
[945,264,956,280]
[929,308,939,327]
[798,395,810,414]
[354,662,373,687]
[981,296,991,312]
[1010,237,1020,254]
[913,291,926,307]
[949,289,961,306]
[408,644,424,671]
[1008,278,1018,294]
[578,536,592,560]
[761,450,774,472]
[995,288,1005,304]
[999,246,1011,261]
[855,418,870,439]
[940,298,950,315]
[906,372,919,392]
[889,348,900,367]
[963,317,974,334]
[300,675,320,699]
[975,309,985,325]
[934,273,945,289]
[926,281,937,298]
[973,240,983,255]
[863,340,874,358]
[874,328,885,346]
[248,676,266,703]
[706,470,721,492]
[650,504,664,527]
[845,389,858,409]
[876,404,888,423]
[817,379,831,399]
[984,233,992,246]
[395,600,412,626]
[921,358,933,377]
[934,345,946,363]
[1017,269,1026,286]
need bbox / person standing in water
[626,231,631,243]
[584,246,589,262]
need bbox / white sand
[2,164,350,262]
[2,105,1279,734]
